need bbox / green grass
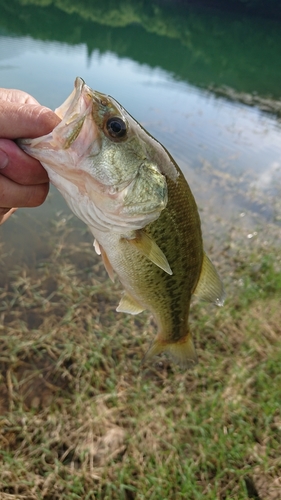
[0,218,280,499]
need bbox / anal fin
[116,292,145,315]
[125,230,172,275]
[193,252,225,306]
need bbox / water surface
[1,0,281,260]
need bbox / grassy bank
[0,215,280,499]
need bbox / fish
[20,77,225,367]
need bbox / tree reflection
[1,0,281,99]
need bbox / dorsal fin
[116,292,145,315]
[193,252,225,306]
[125,230,172,275]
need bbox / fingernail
[0,149,9,169]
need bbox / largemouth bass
[20,77,225,367]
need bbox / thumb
[0,102,61,139]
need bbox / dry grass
[0,213,280,499]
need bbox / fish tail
[143,332,197,368]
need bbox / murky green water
[1,0,281,258]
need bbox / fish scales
[96,163,203,366]
[113,171,202,335]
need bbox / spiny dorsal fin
[116,292,145,315]
[143,332,197,368]
[125,230,172,275]
[193,252,225,306]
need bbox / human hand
[0,89,60,225]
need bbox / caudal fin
[143,332,198,368]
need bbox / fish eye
[106,117,127,139]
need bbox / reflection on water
[0,0,281,259]
[1,0,281,97]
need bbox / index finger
[0,139,49,185]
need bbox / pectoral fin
[117,293,145,315]
[126,230,172,275]
[143,332,197,368]
[193,252,225,306]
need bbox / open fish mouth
[55,76,86,121]
[52,77,101,155]
[20,77,99,156]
